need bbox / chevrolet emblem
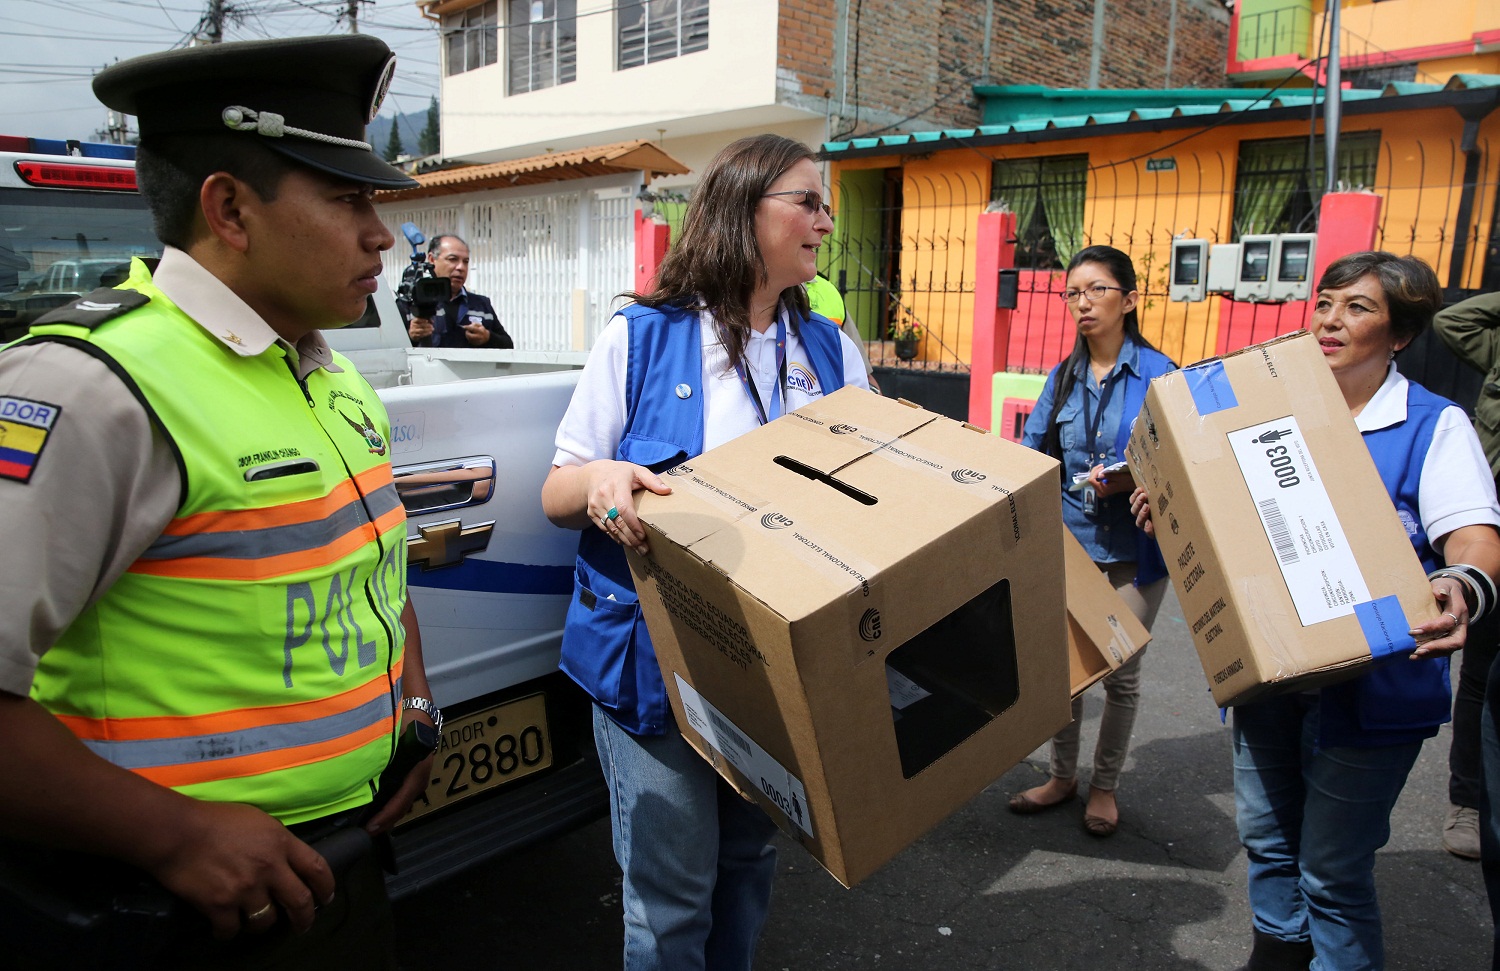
[407,519,494,570]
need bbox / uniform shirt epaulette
[33,288,150,330]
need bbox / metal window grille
[990,155,1089,271]
[1232,132,1380,240]
[618,0,709,71]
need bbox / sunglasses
[762,189,834,219]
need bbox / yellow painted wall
[831,102,1500,369]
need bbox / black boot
[1237,928,1315,971]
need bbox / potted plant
[890,319,924,361]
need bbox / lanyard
[1081,364,1118,463]
[734,318,787,426]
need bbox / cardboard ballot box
[628,387,1071,888]
[1124,331,1437,707]
[1063,530,1150,697]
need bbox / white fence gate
[377,175,639,352]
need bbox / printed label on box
[885,667,933,710]
[1226,417,1370,626]
[675,675,814,837]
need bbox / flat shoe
[1007,780,1077,815]
[1083,813,1118,837]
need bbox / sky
[0,0,442,141]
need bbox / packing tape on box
[1185,361,1239,416]
[1353,596,1417,658]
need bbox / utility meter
[1235,235,1277,302]
[1169,238,1208,302]
[1207,244,1239,295]
[1270,233,1317,302]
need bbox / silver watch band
[402,695,443,736]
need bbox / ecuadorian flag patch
[0,396,62,484]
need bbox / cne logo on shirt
[786,362,819,396]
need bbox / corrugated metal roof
[823,77,1500,157]
[375,140,691,202]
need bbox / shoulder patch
[0,396,62,483]
[33,288,150,330]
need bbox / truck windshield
[0,186,161,342]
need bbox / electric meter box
[1169,239,1208,302]
[1235,235,1277,302]
[1270,234,1317,302]
[1208,244,1240,295]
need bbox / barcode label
[1257,497,1300,565]
[674,675,814,837]
[1227,417,1370,626]
[707,708,752,760]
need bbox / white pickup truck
[0,140,604,898]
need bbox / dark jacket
[399,287,513,349]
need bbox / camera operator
[399,234,513,348]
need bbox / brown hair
[1317,251,1442,344]
[624,133,817,374]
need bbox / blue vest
[1318,378,1453,748]
[559,302,847,735]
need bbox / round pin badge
[675,383,692,399]
[368,54,398,124]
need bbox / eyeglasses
[1058,285,1128,304]
[762,189,834,219]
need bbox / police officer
[400,234,513,348]
[0,36,437,970]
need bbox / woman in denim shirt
[1008,245,1175,836]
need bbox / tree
[384,120,404,163]
[419,96,440,157]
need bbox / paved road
[393,586,1492,970]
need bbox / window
[444,1,499,77]
[1232,132,1380,239]
[989,155,1088,270]
[618,0,709,71]
[507,0,577,94]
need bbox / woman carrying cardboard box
[1134,252,1500,971]
[1009,244,1176,837]
[540,134,869,971]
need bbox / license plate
[397,692,554,825]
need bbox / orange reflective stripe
[130,521,378,580]
[134,719,393,789]
[163,479,363,537]
[55,667,396,741]
[354,463,393,495]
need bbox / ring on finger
[247,903,276,922]
[1444,610,1462,629]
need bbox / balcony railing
[1237,2,1313,63]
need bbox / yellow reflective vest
[22,261,407,824]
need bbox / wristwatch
[402,695,444,737]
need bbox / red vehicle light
[14,160,137,192]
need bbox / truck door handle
[393,456,496,514]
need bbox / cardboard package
[1124,331,1437,707]
[628,387,1071,887]
[1063,530,1150,697]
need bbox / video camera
[397,222,450,319]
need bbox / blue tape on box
[1185,361,1238,415]
[1353,596,1416,659]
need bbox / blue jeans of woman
[593,704,779,971]
[1232,694,1422,971]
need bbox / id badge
[1082,485,1098,517]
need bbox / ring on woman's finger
[246,903,276,922]
[606,506,620,521]
[1444,610,1463,629]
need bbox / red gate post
[1312,191,1383,294]
[968,208,1018,429]
[634,209,670,293]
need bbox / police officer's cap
[93,35,418,189]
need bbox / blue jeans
[1232,694,1422,971]
[593,705,779,971]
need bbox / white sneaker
[1442,804,1481,860]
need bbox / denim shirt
[1023,340,1143,564]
